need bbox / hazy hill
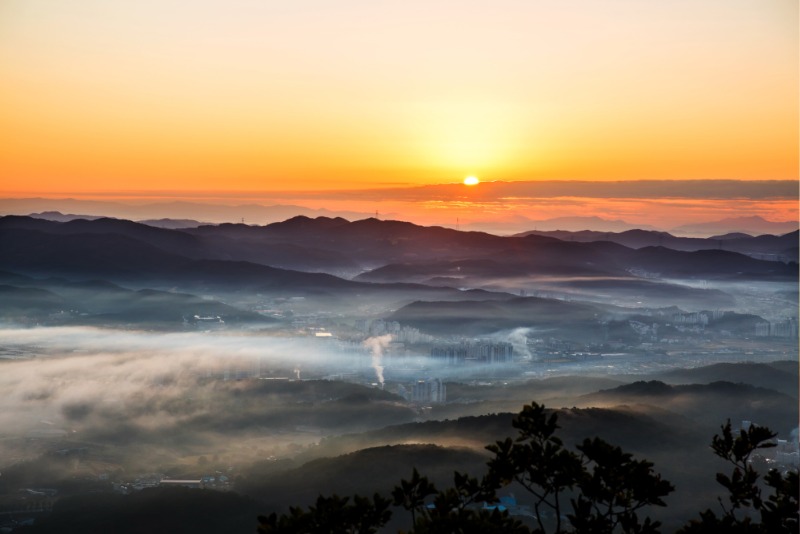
[356,239,633,280]
[357,258,738,309]
[0,228,194,280]
[671,215,797,237]
[445,375,626,405]
[351,230,796,284]
[655,361,799,397]
[0,274,269,327]
[239,444,489,511]
[188,216,561,267]
[28,211,103,222]
[0,285,65,314]
[27,212,210,230]
[0,197,373,225]
[582,380,797,434]
[3,216,794,286]
[0,225,499,302]
[387,296,769,339]
[0,215,209,258]
[238,404,723,530]
[388,296,609,338]
[138,218,208,229]
[59,379,418,449]
[709,232,755,240]
[513,228,798,261]
[514,215,657,233]
[2,215,794,323]
[625,246,796,277]
[0,216,361,275]
[305,404,702,462]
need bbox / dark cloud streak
[294,180,798,202]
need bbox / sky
[1,0,798,227]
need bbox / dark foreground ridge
[254,402,798,534]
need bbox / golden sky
[1,0,798,197]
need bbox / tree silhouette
[678,420,798,533]
[256,402,797,534]
[256,493,392,534]
[485,402,672,533]
[391,468,528,533]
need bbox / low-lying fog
[0,326,359,434]
[1,323,791,442]
[0,322,796,534]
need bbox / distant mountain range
[513,228,798,262]
[2,215,795,285]
[2,198,795,237]
[0,198,376,225]
[655,361,799,397]
[461,215,659,234]
[3,215,794,280]
[28,211,210,229]
[0,214,795,325]
[582,380,796,432]
[509,215,797,241]
[670,215,798,237]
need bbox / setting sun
[464,176,480,186]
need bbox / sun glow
[463,176,480,186]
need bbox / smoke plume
[362,335,392,386]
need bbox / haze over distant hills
[461,215,660,234]
[1,0,798,527]
[500,215,797,238]
[0,213,797,534]
[27,211,210,229]
[513,228,798,262]
[1,198,796,236]
[671,215,798,237]
[0,198,376,226]
[1,214,796,329]
[2,215,795,286]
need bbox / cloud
[280,180,799,202]
[0,326,357,436]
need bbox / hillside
[582,380,797,434]
[656,361,798,397]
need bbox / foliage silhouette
[485,402,673,533]
[678,420,798,533]
[256,493,392,534]
[256,402,797,534]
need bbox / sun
[463,176,480,186]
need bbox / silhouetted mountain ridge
[513,228,797,261]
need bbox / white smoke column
[507,327,532,360]
[363,334,392,387]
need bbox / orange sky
[0,0,797,228]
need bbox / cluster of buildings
[743,420,799,467]
[411,378,446,404]
[775,438,800,466]
[670,311,726,325]
[397,378,446,404]
[353,319,433,344]
[111,472,232,494]
[430,341,514,365]
[754,318,798,338]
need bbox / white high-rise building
[411,378,446,404]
